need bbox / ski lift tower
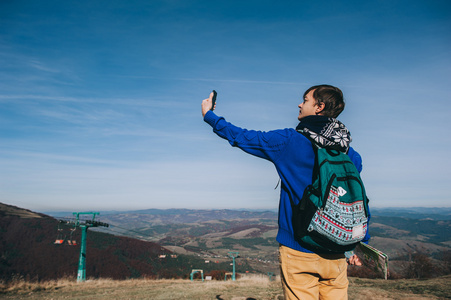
[228,251,239,281]
[73,212,109,282]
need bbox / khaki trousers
[279,245,348,300]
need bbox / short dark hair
[303,85,345,118]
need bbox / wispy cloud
[0,94,188,108]
[28,59,62,73]
[116,75,308,86]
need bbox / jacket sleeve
[204,111,290,162]
[347,146,371,244]
[362,207,371,244]
[347,147,363,173]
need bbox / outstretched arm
[201,92,290,162]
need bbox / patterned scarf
[296,115,351,152]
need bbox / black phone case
[211,90,217,110]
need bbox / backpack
[291,143,369,254]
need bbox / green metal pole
[228,251,239,281]
[77,225,88,282]
[232,256,236,281]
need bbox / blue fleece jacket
[204,110,370,253]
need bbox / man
[201,85,369,300]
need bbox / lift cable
[55,216,161,243]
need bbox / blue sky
[1,0,450,212]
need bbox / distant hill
[371,207,451,220]
[44,207,450,278]
[0,203,257,282]
[21,205,451,279]
[44,208,281,274]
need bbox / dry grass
[0,275,283,300]
[348,276,451,300]
[1,275,450,300]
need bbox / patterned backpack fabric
[292,144,369,254]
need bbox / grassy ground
[1,275,450,300]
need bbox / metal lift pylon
[228,251,239,281]
[72,212,109,282]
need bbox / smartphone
[211,90,217,111]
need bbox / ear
[315,103,325,115]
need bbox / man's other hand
[347,254,362,266]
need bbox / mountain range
[1,202,450,281]
[0,203,257,282]
[46,206,451,277]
